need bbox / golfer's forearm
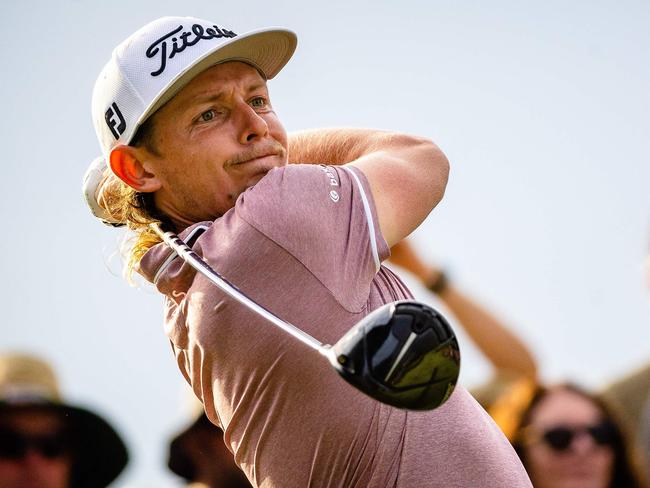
[288,128,418,166]
[288,128,447,201]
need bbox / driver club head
[328,301,460,410]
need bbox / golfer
[85,16,532,487]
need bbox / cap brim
[132,27,297,144]
[1,403,129,488]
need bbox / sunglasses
[527,421,619,452]
[0,427,70,460]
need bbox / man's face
[140,61,288,225]
[0,409,72,488]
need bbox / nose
[234,100,269,144]
[21,448,56,466]
[569,431,599,455]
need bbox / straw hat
[0,352,129,488]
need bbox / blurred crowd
[2,239,648,487]
[389,240,650,488]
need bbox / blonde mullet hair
[101,176,163,281]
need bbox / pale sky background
[2,1,649,486]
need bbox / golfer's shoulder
[231,163,380,271]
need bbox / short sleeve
[237,164,389,312]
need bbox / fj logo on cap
[146,24,237,77]
[105,102,126,140]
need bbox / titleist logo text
[146,24,237,77]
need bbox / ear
[109,145,161,192]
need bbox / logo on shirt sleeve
[318,165,340,203]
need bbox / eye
[250,97,268,109]
[200,109,216,122]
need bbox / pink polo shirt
[140,164,531,487]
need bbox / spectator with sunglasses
[489,381,648,488]
[0,352,129,488]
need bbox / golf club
[151,223,460,410]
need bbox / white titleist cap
[84,16,297,225]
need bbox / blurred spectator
[597,241,650,472]
[168,397,251,488]
[390,239,650,482]
[601,361,650,478]
[489,380,648,488]
[0,352,128,488]
[389,240,538,407]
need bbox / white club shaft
[151,224,327,353]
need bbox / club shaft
[151,224,327,353]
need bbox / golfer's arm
[288,128,376,166]
[288,128,449,247]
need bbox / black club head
[329,301,460,410]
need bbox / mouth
[234,155,281,193]
[231,153,281,182]
[228,140,287,168]
[231,150,285,186]
[238,153,277,165]
[226,144,287,196]
[233,150,282,167]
